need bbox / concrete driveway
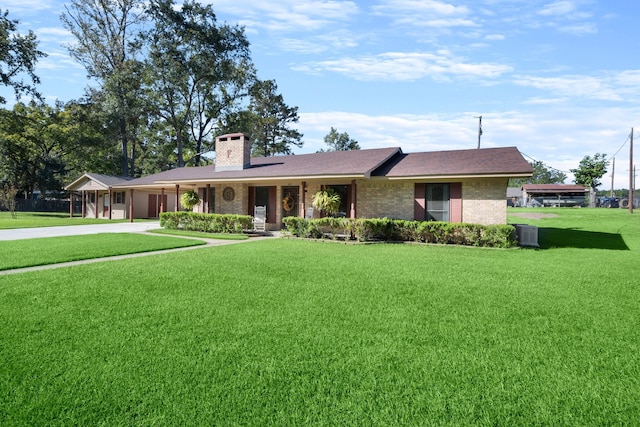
[0,221,161,241]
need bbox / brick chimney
[215,133,252,171]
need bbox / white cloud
[513,72,640,102]
[279,31,360,54]
[2,0,57,14]
[556,23,597,35]
[538,1,576,16]
[294,51,513,81]
[207,0,359,33]
[372,0,470,17]
[371,0,477,30]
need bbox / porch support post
[94,190,98,218]
[160,188,165,213]
[129,189,134,222]
[205,184,210,213]
[350,179,357,219]
[300,181,306,217]
[69,192,73,218]
[175,185,180,212]
[108,188,113,220]
[82,191,86,218]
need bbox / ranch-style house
[65,133,533,228]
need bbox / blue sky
[3,0,639,189]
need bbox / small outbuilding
[521,184,588,207]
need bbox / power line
[519,151,571,174]
[520,130,634,175]
[607,133,630,162]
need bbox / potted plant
[180,190,200,211]
[311,188,341,217]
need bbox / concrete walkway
[0,222,277,276]
[0,221,162,241]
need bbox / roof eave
[113,174,368,188]
[382,172,534,181]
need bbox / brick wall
[461,178,508,225]
[357,178,508,224]
[357,181,415,220]
[215,184,247,215]
[215,134,251,171]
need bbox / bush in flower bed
[160,212,253,233]
[282,216,517,248]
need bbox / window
[114,191,125,204]
[327,185,348,217]
[426,184,450,222]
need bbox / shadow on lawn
[539,227,629,250]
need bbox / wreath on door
[282,194,295,212]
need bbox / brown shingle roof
[116,145,532,188]
[376,146,533,178]
[118,147,401,187]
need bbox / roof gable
[374,146,533,178]
[65,173,132,191]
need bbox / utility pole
[475,115,482,149]
[630,128,634,214]
[610,157,615,197]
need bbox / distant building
[521,184,588,207]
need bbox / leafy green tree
[318,127,360,152]
[571,153,608,207]
[233,79,302,157]
[509,160,567,187]
[62,0,147,177]
[144,0,254,167]
[61,99,122,177]
[0,9,46,104]
[0,102,72,197]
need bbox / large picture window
[426,184,450,222]
[327,185,348,217]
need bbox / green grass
[148,228,249,240]
[0,211,144,229]
[0,233,205,270]
[0,208,639,424]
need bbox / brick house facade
[66,133,533,227]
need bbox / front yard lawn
[0,209,638,424]
[0,233,204,271]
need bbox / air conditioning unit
[514,224,539,248]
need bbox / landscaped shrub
[283,216,517,248]
[283,216,308,237]
[160,212,252,233]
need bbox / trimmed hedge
[160,212,253,234]
[282,216,517,248]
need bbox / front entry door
[148,194,168,218]
[281,186,299,221]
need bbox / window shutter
[450,182,462,222]
[414,183,426,220]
